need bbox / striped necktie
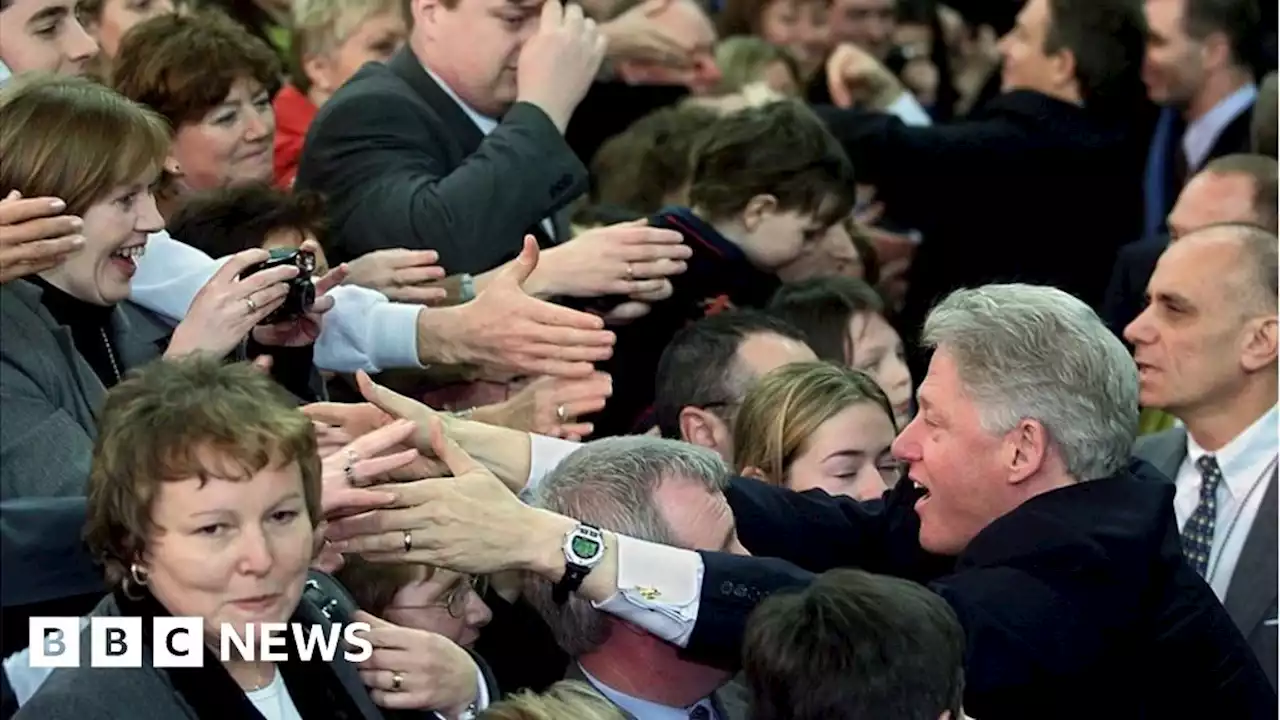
[1181,455,1223,577]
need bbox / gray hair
[525,436,730,656]
[921,284,1139,481]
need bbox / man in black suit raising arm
[330,282,1276,720]
[297,0,691,311]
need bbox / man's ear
[740,465,772,483]
[162,154,182,176]
[1199,30,1233,72]
[740,194,779,233]
[1048,47,1078,95]
[1241,315,1279,373]
[679,406,731,456]
[1005,418,1048,485]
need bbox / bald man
[1126,223,1279,688]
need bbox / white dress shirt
[528,435,706,647]
[1173,406,1278,601]
[579,665,719,720]
[421,67,558,242]
[1182,83,1257,171]
[885,92,933,127]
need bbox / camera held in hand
[240,248,317,325]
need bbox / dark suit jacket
[813,92,1151,381]
[681,465,1277,719]
[1143,100,1255,237]
[1101,235,1167,343]
[295,48,588,274]
[1134,427,1279,690]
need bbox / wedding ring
[245,296,258,313]
[556,404,567,422]
[343,449,358,484]
[625,263,634,279]
[391,672,403,692]
[402,531,413,553]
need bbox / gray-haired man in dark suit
[1125,222,1279,688]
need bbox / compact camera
[240,248,317,325]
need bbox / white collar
[579,665,715,720]
[421,64,498,136]
[0,59,11,88]
[1185,405,1279,497]
[1182,83,1257,170]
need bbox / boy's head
[590,102,720,214]
[166,182,331,274]
[291,0,406,103]
[688,100,855,273]
[0,0,99,76]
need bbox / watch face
[571,536,601,560]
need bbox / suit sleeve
[0,365,92,501]
[0,497,99,608]
[299,90,587,275]
[726,476,954,580]
[812,106,1027,229]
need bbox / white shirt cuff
[526,434,582,491]
[592,535,703,648]
[886,92,932,126]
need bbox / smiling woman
[109,9,282,221]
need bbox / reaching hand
[533,220,689,298]
[253,263,347,348]
[166,248,298,359]
[351,611,480,714]
[422,236,615,377]
[0,192,85,284]
[494,372,612,439]
[516,0,608,131]
[825,42,901,109]
[326,417,538,575]
[601,0,692,67]
[346,249,447,305]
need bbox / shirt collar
[1182,83,1257,170]
[579,665,714,720]
[421,65,498,136]
[0,58,11,88]
[1185,405,1279,497]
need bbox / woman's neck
[222,658,277,692]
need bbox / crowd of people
[0,0,1277,717]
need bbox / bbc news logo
[29,617,373,668]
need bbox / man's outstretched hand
[416,235,615,377]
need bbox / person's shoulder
[17,665,159,719]
[312,63,425,126]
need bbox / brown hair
[1201,153,1279,233]
[590,103,719,214]
[767,276,887,365]
[0,74,170,216]
[480,681,626,720]
[84,357,322,585]
[714,35,801,94]
[110,9,281,130]
[733,362,894,486]
[687,100,855,225]
[335,555,428,616]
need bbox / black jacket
[1102,235,1167,344]
[295,49,587,274]
[814,91,1152,380]
[686,462,1277,719]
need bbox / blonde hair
[479,681,627,720]
[0,74,169,216]
[714,35,800,95]
[733,362,894,485]
[291,0,401,90]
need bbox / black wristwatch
[553,523,605,604]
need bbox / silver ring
[391,672,403,692]
[402,531,413,553]
[343,449,358,484]
[245,296,258,313]
[556,404,567,422]
[625,263,634,279]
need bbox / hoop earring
[130,563,149,586]
[122,562,150,599]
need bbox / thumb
[827,58,855,108]
[497,235,540,288]
[426,415,481,476]
[356,370,424,425]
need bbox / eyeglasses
[385,574,488,619]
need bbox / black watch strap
[553,564,590,605]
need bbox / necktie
[688,704,711,720]
[1181,455,1223,577]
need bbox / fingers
[0,195,69,226]
[355,371,428,425]
[520,298,612,333]
[322,485,397,520]
[237,263,299,297]
[539,0,563,29]
[553,422,594,440]
[505,357,598,378]
[315,264,349,295]
[627,279,673,303]
[350,449,421,486]
[211,247,272,285]
[425,416,481,476]
[0,214,83,248]
[340,418,418,462]
[384,249,440,269]
[502,235,541,287]
[386,286,449,305]
[391,264,446,286]
[601,301,652,324]
[513,330,615,360]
